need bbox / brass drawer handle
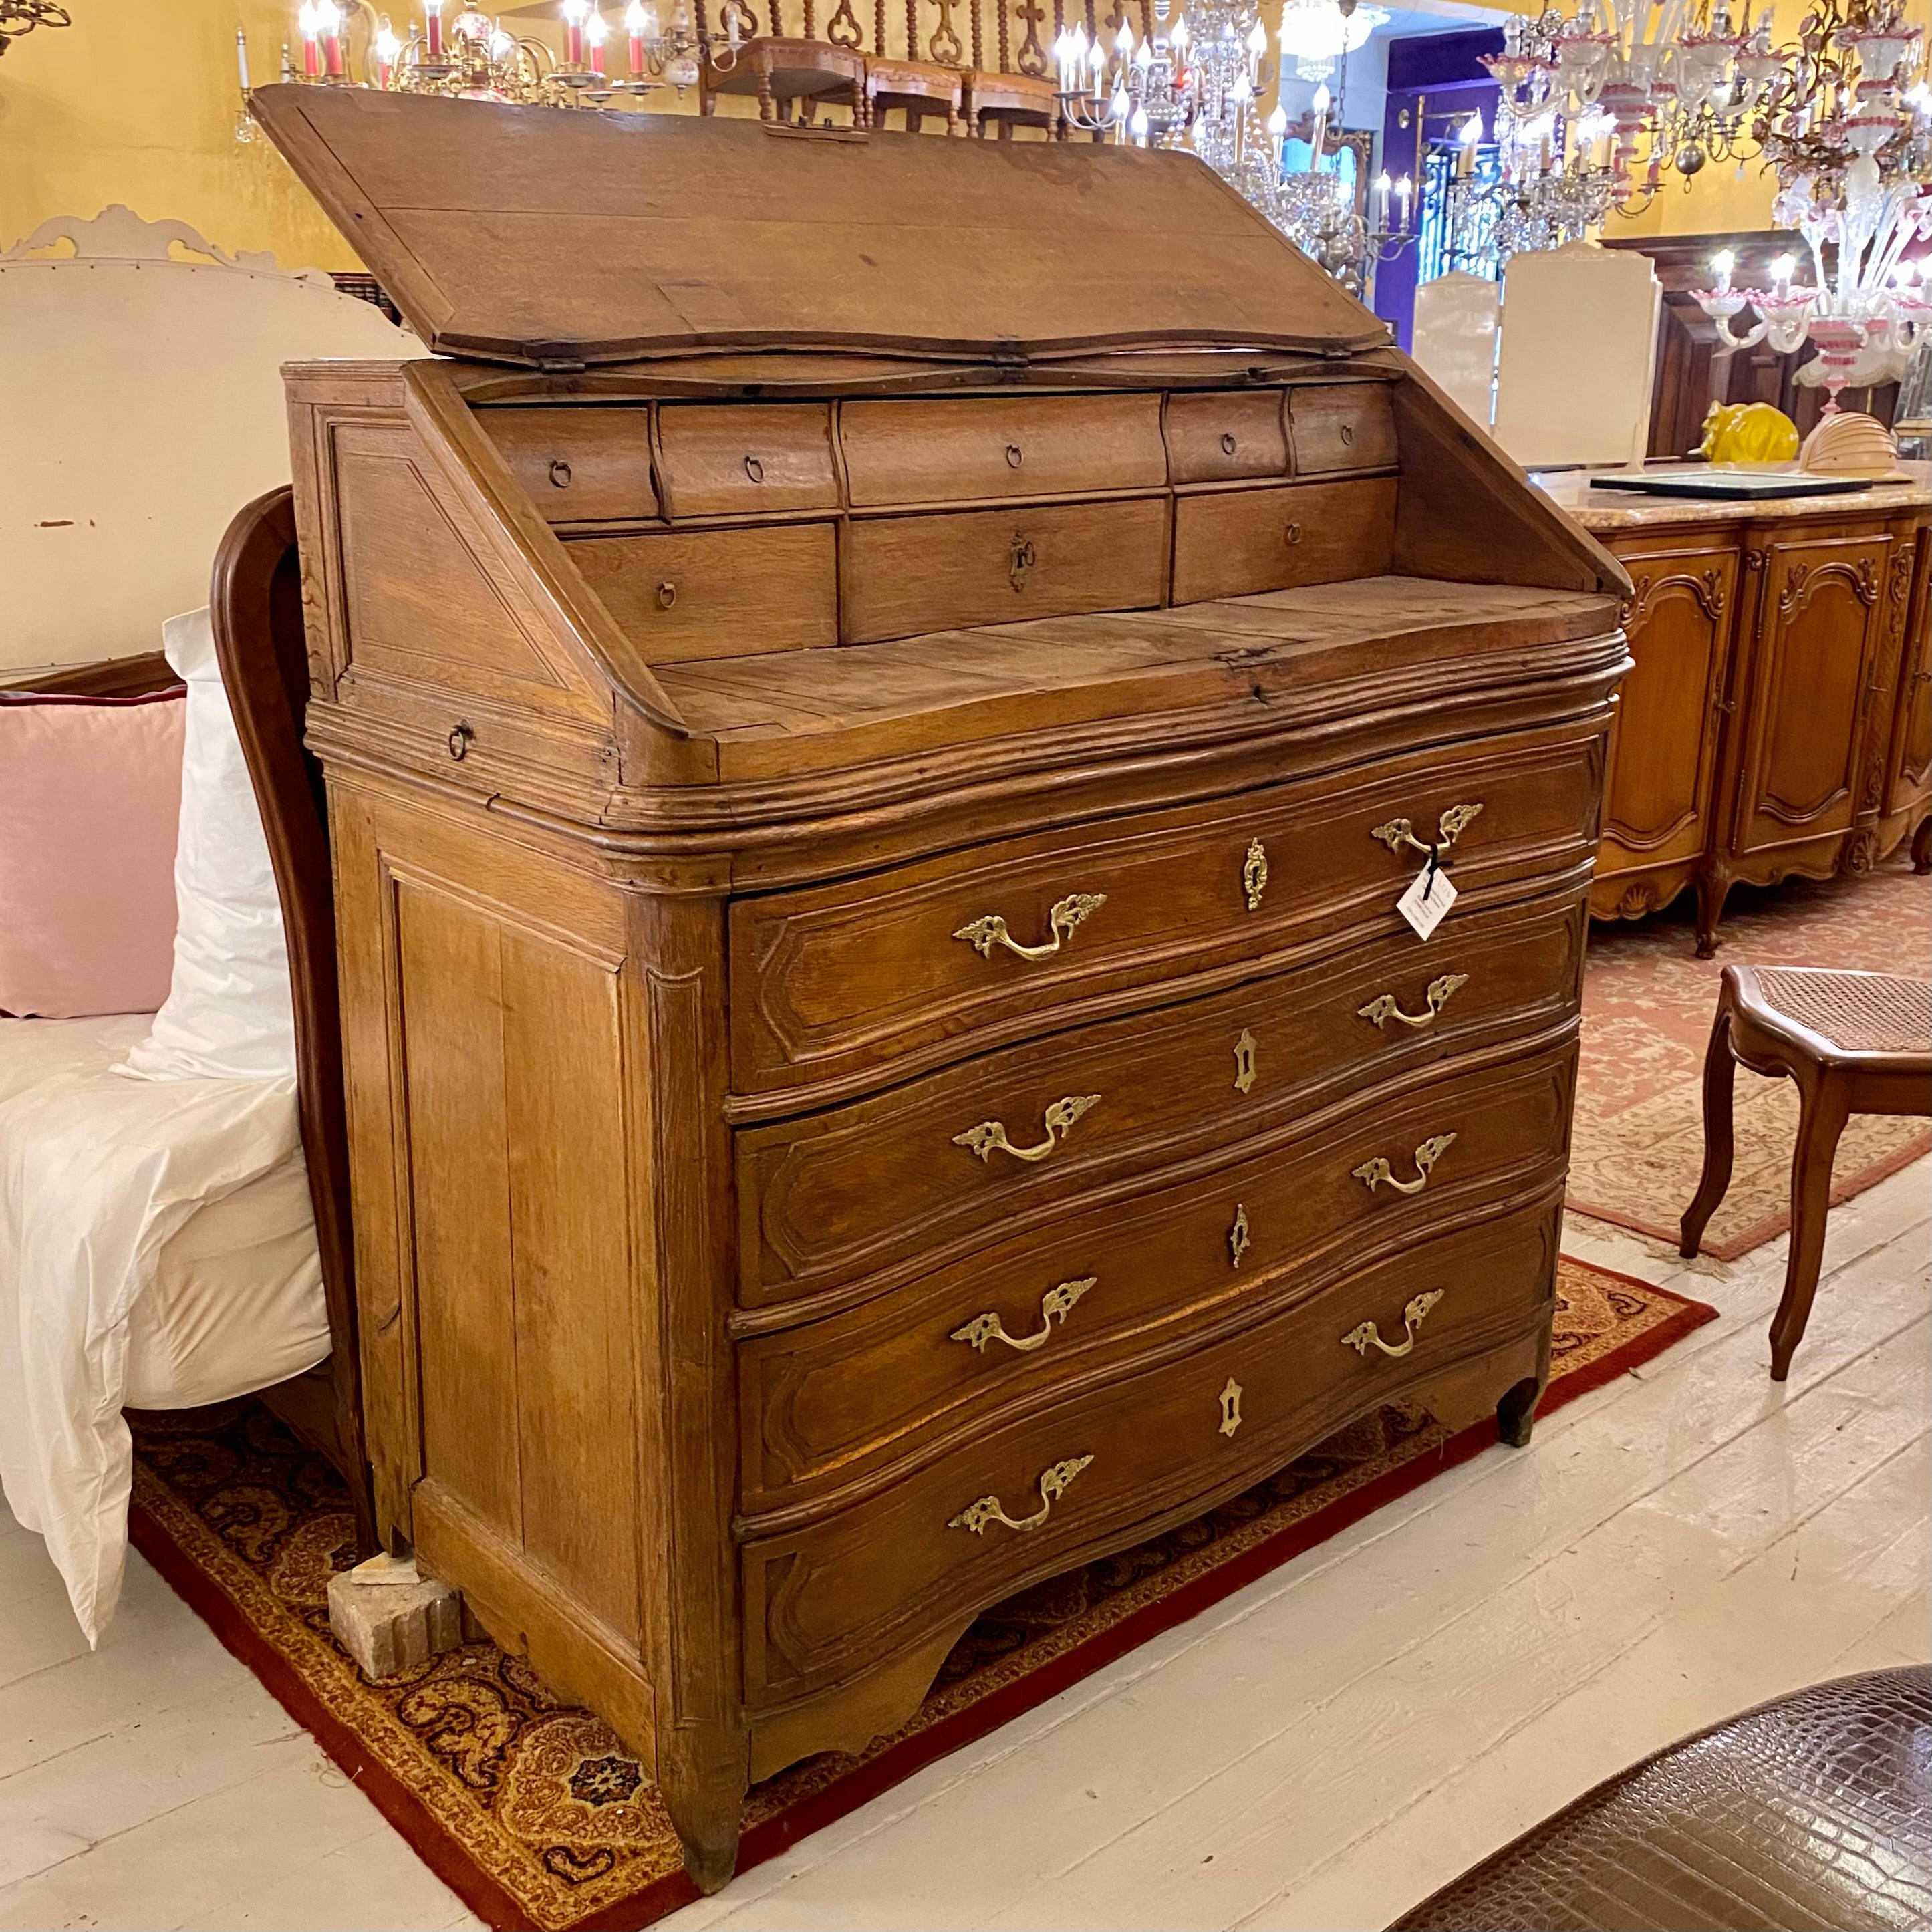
[1342,1288,1443,1359]
[1005,442,1024,468]
[1284,521,1302,545]
[952,1276,1095,1354]
[1220,431,1238,456]
[1243,837,1269,912]
[955,891,1105,962]
[1353,1131,1457,1195]
[547,458,573,488]
[744,454,765,482]
[655,581,678,611]
[954,1093,1100,1164]
[1359,972,1469,1031]
[1340,421,1355,448]
[950,1454,1093,1535]
[1372,802,1483,860]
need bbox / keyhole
[1005,444,1024,469]
[744,455,765,482]
[1233,1027,1257,1095]
[548,458,572,488]
[1218,1378,1244,1439]
[656,581,678,611]
[1220,432,1238,456]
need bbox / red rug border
[128,1270,1719,1932]
[1566,1130,1932,1261]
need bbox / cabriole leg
[1768,1085,1850,1383]
[1680,1004,1738,1258]
[660,1730,748,1895]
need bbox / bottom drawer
[742,1192,1559,1708]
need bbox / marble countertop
[1534,462,1930,532]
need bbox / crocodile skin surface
[1389,1667,1932,1932]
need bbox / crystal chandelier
[0,0,70,57]
[1689,0,1931,412]
[1482,21,1623,257]
[1276,0,1386,84]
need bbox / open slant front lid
[251,84,1387,369]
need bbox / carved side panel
[1885,523,1932,816]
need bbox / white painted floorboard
[0,1158,1925,1932]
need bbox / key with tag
[1396,861,1456,940]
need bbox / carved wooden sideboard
[1566,478,1931,954]
[255,87,1629,1889]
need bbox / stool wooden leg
[1914,816,1930,875]
[1768,1084,1849,1382]
[1680,1006,1737,1258]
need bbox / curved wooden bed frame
[19,488,372,1546]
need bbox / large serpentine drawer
[737,1038,1576,1507]
[728,725,1603,1103]
[739,1186,1561,1707]
[736,889,1584,1306]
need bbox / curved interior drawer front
[740,1190,1560,1706]
[737,891,1586,1304]
[740,1039,1576,1505]
[1288,382,1399,475]
[656,402,840,517]
[1164,390,1291,485]
[840,394,1167,507]
[482,405,657,523]
[1171,476,1395,605]
[728,727,1603,1101]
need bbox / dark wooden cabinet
[1586,495,1931,954]
[255,84,1630,1893]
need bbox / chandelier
[1276,0,1386,84]
[0,0,70,56]
[1689,0,1931,412]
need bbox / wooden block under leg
[327,1550,464,1679]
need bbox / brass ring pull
[1220,431,1238,456]
[1372,803,1483,859]
[950,1454,1092,1535]
[1353,1131,1457,1195]
[955,891,1105,962]
[547,458,572,488]
[1284,521,1302,545]
[656,581,678,611]
[1359,973,1470,1031]
[744,454,765,482]
[447,721,474,761]
[1340,422,1355,446]
[952,1277,1095,1354]
[954,1093,1100,1164]
[1005,442,1024,468]
[1342,1288,1443,1359]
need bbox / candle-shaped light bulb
[1310,80,1329,166]
[1708,247,1735,293]
[1114,20,1133,58]
[317,0,345,75]
[1232,70,1252,100]
[1771,251,1796,282]
[1374,166,1390,225]
[374,16,400,82]
[424,0,442,55]
[237,26,252,89]
[625,0,646,71]
[1109,84,1132,120]
[1169,14,1187,48]
[1129,104,1149,140]
[587,7,607,71]
[562,0,588,65]
[1133,38,1152,69]
[1245,17,1265,55]
[1266,100,1287,168]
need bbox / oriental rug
[1568,854,1932,1260]
[128,1258,1713,1932]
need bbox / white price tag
[1396,863,1456,940]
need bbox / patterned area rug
[1570,855,1931,1259]
[128,1258,1714,1932]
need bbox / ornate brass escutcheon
[950,1454,1093,1534]
[1242,837,1270,912]
[1218,1377,1244,1438]
[1371,802,1484,861]
[952,1277,1095,1354]
[1229,1202,1251,1268]
[1353,1131,1456,1195]
[1341,1288,1445,1359]
[1358,973,1470,1031]
[954,1093,1100,1163]
[1233,1027,1258,1094]
[1009,533,1037,591]
[954,891,1105,962]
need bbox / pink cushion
[0,689,186,1018]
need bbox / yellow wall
[0,0,364,267]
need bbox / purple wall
[1374,28,1503,352]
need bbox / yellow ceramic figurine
[1699,400,1801,464]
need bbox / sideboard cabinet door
[1730,531,1891,863]
[1593,537,1739,916]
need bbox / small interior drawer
[1288,384,1399,475]
[1171,477,1396,604]
[656,404,840,518]
[569,523,837,662]
[842,498,1168,643]
[483,406,657,523]
[1165,392,1290,485]
[840,395,1166,507]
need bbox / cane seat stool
[1680,965,1932,1380]
[698,37,869,122]
[865,59,964,133]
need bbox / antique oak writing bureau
[255,86,1630,1888]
